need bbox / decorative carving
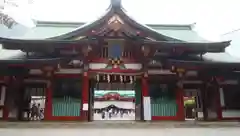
[42,66,54,72]
[108,15,124,31]
[149,60,162,67]
[82,45,92,56]
[41,66,55,77]
[141,46,150,56]
[68,60,83,67]
[108,58,123,68]
[171,66,186,77]
[108,15,124,24]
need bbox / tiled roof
[0,45,23,60]
[10,21,207,42]
[203,53,240,63]
[221,29,240,58]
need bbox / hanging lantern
[171,65,176,72]
[107,74,110,83]
[57,63,61,70]
[130,76,133,84]
[96,74,100,82]
[120,75,123,83]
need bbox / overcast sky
[29,0,240,41]
[2,0,240,40]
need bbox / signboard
[143,97,151,121]
[82,103,88,111]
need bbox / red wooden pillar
[2,86,8,120]
[176,85,185,120]
[45,80,53,120]
[141,73,149,120]
[3,76,10,120]
[81,72,89,121]
[141,74,149,97]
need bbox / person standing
[37,103,41,120]
[101,110,105,119]
[30,103,38,121]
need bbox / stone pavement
[0,121,240,128]
[1,127,240,136]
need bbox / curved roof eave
[47,7,114,40]
[46,0,184,42]
[116,8,183,42]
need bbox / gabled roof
[47,0,181,41]
[0,0,227,43]
[0,0,231,54]
[13,21,206,42]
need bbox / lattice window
[100,47,109,58]
[122,49,132,58]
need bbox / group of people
[95,108,135,120]
[28,103,44,121]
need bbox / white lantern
[120,75,123,83]
[96,74,99,82]
[130,76,133,84]
[107,74,110,83]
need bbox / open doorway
[93,82,136,121]
[21,83,46,121]
[184,89,199,120]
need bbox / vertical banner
[143,96,151,120]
